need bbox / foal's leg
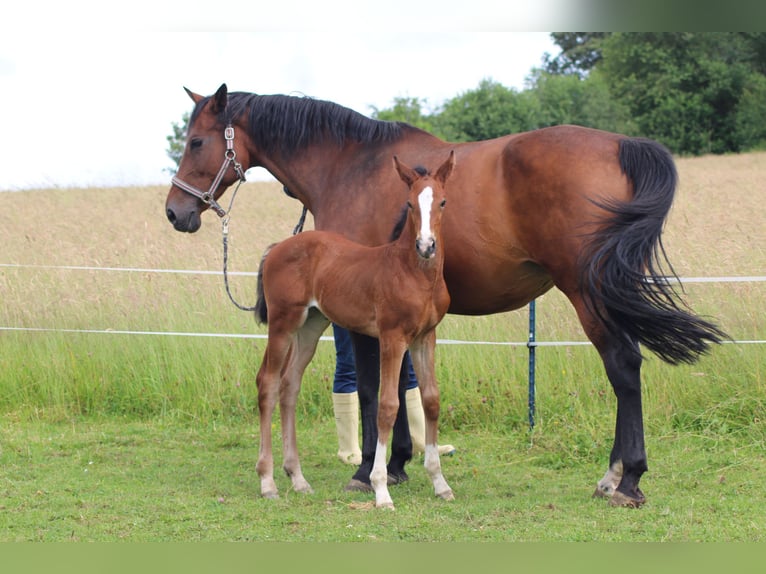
[409,331,453,501]
[279,311,329,495]
[369,335,408,509]
[255,334,292,499]
[570,296,647,507]
[347,333,412,492]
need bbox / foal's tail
[254,245,275,325]
[580,137,728,365]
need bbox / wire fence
[1,262,765,346]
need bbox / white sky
[0,2,565,190]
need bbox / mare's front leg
[255,335,291,499]
[410,331,453,501]
[278,311,329,495]
[369,336,408,509]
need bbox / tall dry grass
[0,153,764,442]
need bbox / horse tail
[580,137,728,365]
[254,244,275,325]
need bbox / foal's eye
[407,201,413,209]
[440,199,447,208]
[190,138,203,150]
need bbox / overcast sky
[0,4,564,190]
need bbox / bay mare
[166,84,726,507]
[253,153,455,508]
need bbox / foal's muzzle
[417,237,437,259]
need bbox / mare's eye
[440,199,447,207]
[407,201,413,209]
[190,138,203,150]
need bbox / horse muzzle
[416,237,437,259]
[166,199,202,233]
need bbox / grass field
[0,152,764,541]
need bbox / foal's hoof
[345,478,373,493]
[609,489,646,508]
[437,489,455,501]
[261,491,279,500]
[376,501,396,510]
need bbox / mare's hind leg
[570,295,647,507]
[409,331,453,501]
[279,310,330,495]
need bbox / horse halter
[171,124,247,218]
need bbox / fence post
[527,299,536,429]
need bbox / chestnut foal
[253,152,455,509]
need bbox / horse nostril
[166,208,177,224]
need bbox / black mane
[191,91,411,159]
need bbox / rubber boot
[332,391,362,465]
[405,387,456,456]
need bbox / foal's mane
[192,91,418,159]
[389,165,429,241]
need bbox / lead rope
[222,186,309,312]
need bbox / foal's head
[393,151,455,260]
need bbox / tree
[436,78,539,142]
[369,96,439,135]
[600,33,766,154]
[524,68,635,134]
[544,33,611,76]
[165,112,189,173]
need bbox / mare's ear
[210,83,229,114]
[184,87,205,104]
[435,150,456,185]
[393,155,418,187]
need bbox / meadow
[0,152,764,541]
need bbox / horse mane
[389,165,429,241]
[192,91,417,159]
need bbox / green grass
[0,153,764,541]
[1,417,763,542]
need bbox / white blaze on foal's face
[416,185,435,257]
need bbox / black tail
[580,137,728,365]
[254,245,274,325]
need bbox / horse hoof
[295,485,314,495]
[592,486,610,499]
[609,490,645,508]
[345,479,373,493]
[437,489,455,501]
[376,502,396,510]
[261,491,279,500]
[387,471,409,486]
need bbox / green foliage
[362,32,766,152]
[435,79,534,141]
[369,96,438,135]
[544,32,611,76]
[165,111,189,173]
[599,33,766,154]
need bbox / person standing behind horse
[331,324,455,465]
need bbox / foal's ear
[184,87,205,104]
[393,155,418,187]
[435,150,456,185]
[209,83,229,114]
